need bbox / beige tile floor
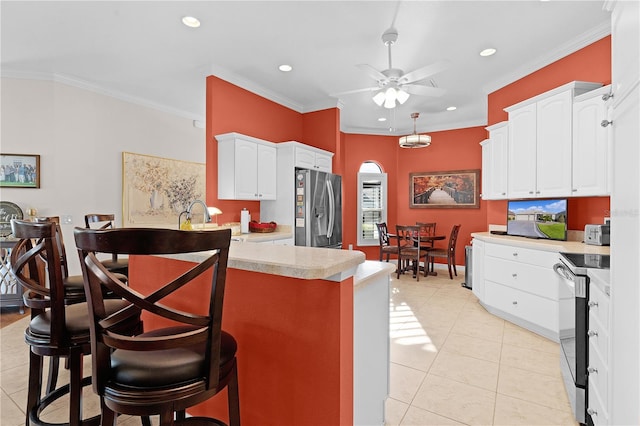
[0,265,577,425]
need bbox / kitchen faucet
[178,200,212,229]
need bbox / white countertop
[163,241,366,281]
[471,231,611,255]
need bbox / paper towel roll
[241,209,251,233]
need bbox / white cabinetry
[572,85,613,196]
[295,145,333,172]
[260,142,334,229]
[480,121,508,200]
[471,239,485,300]
[477,241,568,341]
[506,81,602,198]
[216,133,277,200]
[587,275,610,425]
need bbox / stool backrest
[74,227,232,393]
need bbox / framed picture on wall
[0,153,40,188]
[409,169,480,209]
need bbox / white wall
[1,78,205,274]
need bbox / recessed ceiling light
[480,48,497,57]
[378,117,387,122]
[278,64,293,72]
[182,16,200,28]
[446,106,457,111]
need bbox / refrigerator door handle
[326,179,334,239]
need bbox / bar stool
[10,219,142,426]
[83,214,129,276]
[74,227,240,426]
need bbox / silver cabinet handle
[588,301,599,308]
[512,273,517,278]
[512,301,518,305]
[588,330,598,337]
[602,92,613,101]
[587,408,597,417]
[588,366,598,375]
[601,119,613,127]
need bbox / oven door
[554,261,588,424]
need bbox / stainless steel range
[554,252,610,425]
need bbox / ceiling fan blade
[356,63,388,82]
[402,84,446,97]
[400,60,450,84]
[330,86,380,97]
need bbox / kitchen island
[128,241,394,426]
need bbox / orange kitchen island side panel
[129,255,354,426]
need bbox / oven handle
[554,262,576,289]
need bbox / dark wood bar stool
[74,227,240,426]
[10,219,142,426]
[83,214,129,276]
[395,225,430,281]
[375,222,398,263]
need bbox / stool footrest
[30,375,100,426]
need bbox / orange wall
[485,36,612,227]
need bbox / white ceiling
[0,1,611,136]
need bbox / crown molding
[483,20,611,95]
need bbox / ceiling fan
[333,27,448,108]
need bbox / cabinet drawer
[588,339,609,409]
[485,242,558,268]
[485,281,558,333]
[588,312,609,365]
[588,380,609,425]
[484,256,560,300]
[588,283,610,330]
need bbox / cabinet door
[234,139,259,200]
[471,239,485,300]
[490,125,509,199]
[257,144,277,200]
[573,91,611,196]
[294,147,316,170]
[314,152,333,172]
[508,104,537,198]
[480,140,492,199]
[536,90,573,197]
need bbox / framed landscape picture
[409,169,480,209]
[0,153,40,188]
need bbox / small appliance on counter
[584,224,610,246]
[240,208,251,234]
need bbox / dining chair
[395,225,429,281]
[416,222,437,272]
[375,222,398,263]
[74,226,240,426]
[84,214,129,276]
[428,224,462,279]
[10,219,142,426]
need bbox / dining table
[388,229,446,276]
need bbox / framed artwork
[0,153,40,188]
[122,152,206,228]
[409,169,480,209]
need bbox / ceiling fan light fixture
[399,112,431,148]
[383,87,397,108]
[372,91,386,106]
[396,89,410,104]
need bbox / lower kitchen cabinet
[587,276,610,425]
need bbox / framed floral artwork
[409,169,480,209]
[122,152,206,227]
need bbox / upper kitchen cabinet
[294,145,333,172]
[216,133,277,200]
[572,85,613,197]
[481,121,509,200]
[506,81,602,199]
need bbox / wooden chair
[10,219,141,426]
[84,214,129,276]
[395,225,429,281]
[428,224,462,279]
[74,227,240,426]
[416,222,437,272]
[375,222,398,263]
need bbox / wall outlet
[62,215,73,225]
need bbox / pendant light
[399,112,431,148]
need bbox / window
[357,162,387,246]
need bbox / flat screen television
[507,198,568,240]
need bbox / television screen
[507,198,568,240]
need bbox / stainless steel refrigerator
[295,169,342,248]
